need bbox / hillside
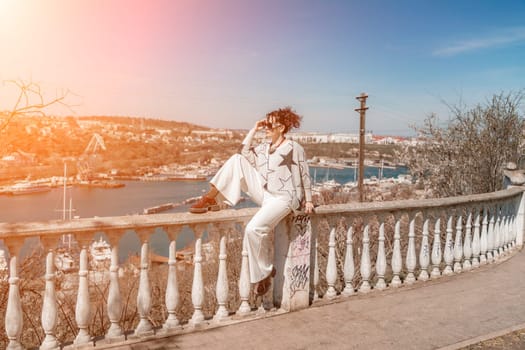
[0,115,399,183]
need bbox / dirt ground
[460,328,525,349]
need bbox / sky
[0,0,524,135]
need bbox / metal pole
[355,93,368,202]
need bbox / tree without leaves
[0,79,74,133]
[400,91,524,197]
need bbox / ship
[3,181,51,195]
[143,202,178,214]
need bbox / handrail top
[315,187,525,215]
[0,187,522,239]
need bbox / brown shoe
[255,267,277,296]
[189,196,220,214]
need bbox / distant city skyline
[1,0,524,136]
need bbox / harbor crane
[77,133,106,182]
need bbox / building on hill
[289,132,373,144]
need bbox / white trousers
[210,154,292,283]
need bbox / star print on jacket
[278,149,297,173]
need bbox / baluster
[453,214,463,273]
[342,225,355,296]
[391,216,402,287]
[480,208,488,264]
[510,204,517,249]
[443,215,454,276]
[214,231,230,322]
[40,249,59,350]
[405,213,417,284]
[325,227,338,298]
[5,240,24,350]
[237,229,251,315]
[359,219,371,293]
[189,224,206,327]
[509,209,515,249]
[431,217,442,278]
[493,206,501,260]
[375,218,387,290]
[505,204,513,251]
[106,231,124,340]
[312,218,320,301]
[134,229,154,336]
[500,205,508,254]
[515,198,521,248]
[499,206,506,255]
[463,211,472,271]
[74,243,92,344]
[506,202,511,250]
[487,209,495,263]
[163,226,182,331]
[471,209,481,268]
[418,216,430,281]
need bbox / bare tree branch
[399,91,525,197]
[1,79,77,133]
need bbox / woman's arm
[296,143,314,214]
[240,119,267,165]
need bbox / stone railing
[0,187,524,349]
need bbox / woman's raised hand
[255,119,267,131]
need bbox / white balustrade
[405,214,417,284]
[499,206,506,255]
[313,228,320,301]
[5,241,23,350]
[453,215,463,273]
[471,211,481,268]
[325,227,338,298]
[163,235,182,331]
[443,215,454,275]
[431,217,442,278]
[237,236,252,315]
[214,233,230,322]
[487,210,495,262]
[106,231,124,340]
[463,212,472,271]
[342,226,355,295]
[418,217,430,281]
[391,216,403,287]
[189,224,206,327]
[494,207,501,259]
[480,208,488,264]
[40,250,59,350]
[375,220,387,290]
[74,245,92,344]
[359,221,372,293]
[134,231,154,336]
[0,187,523,349]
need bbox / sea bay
[0,166,407,259]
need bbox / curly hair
[266,106,302,133]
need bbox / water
[0,166,406,258]
[311,165,407,185]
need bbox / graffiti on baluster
[293,214,310,236]
[291,214,311,265]
[422,244,429,258]
[288,264,310,297]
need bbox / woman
[190,106,313,296]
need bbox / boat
[90,237,112,269]
[141,173,207,182]
[4,181,51,195]
[54,248,77,273]
[143,202,177,214]
[166,173,207,181]
[76,180,125,188]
